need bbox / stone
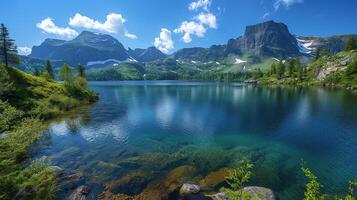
[49,165,64,176]
[179,183,200,196]
[68,185,90,200]
[241,186,275,200]
[0,133,8,140]
[199,168,231,189]
[207,192,229,200]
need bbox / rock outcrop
[68,185,90,200]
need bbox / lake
[33,81,357,200]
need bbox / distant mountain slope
[16,55,65,73]
[296,35,353,54]
[172,21,355,64]
[128,46,166,62]
[30,31,130,66]
[19,21,355,80]
[29,31,166,67]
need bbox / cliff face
[226,21,300,57]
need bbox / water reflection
[38,81,357,200]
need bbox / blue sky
[2,0,357,55]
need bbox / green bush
[0,100,23,133]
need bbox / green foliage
[59,63,74,85]
[45,60,54,79]
[221,160,254,200]
[344,36,357,51]
[33,67,41,76]
[0,64,15,100]
[0,61,97,199]
[302,164,357,200]
[0,118,55,200]
[0,24,19,67]
[77,64,86,77]
[323,58,357,89]
[301,166,325,200]
[342,180,357,200]
[0,100,23,133]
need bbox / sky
[2,0,357,55]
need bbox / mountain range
[19,20,355,78]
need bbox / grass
[0,64,98,200]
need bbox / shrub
[0,65,16,101]
[0,100,23,133]
[221,160,254,200]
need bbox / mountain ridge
[24,21,355,72]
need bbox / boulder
[179,183,200,196]
[241,186,275,200]
[68,185,90,200]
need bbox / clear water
[33,81,357,200]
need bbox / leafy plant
[301,166,326,200]
[221,160,254,200]
[343,180,357,200]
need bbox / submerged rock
[100,165,197,200]
[179,183,200,196]
[106,171,148,196]
[241,186,275,200]
[49,165,64,176]
[68,185,90,200]
[207,192,229,200]
[199,168,231,189]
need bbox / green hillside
[0,64,97,200]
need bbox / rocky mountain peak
[226,20,300,57]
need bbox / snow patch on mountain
[87,57,137,66]
[272,57,286,63]
[235,58,247,64]
[296,37,314,54]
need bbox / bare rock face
[226,21,300,57]
[68,185,90,200]
[179,183,200,196]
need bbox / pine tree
[34,67,41,76]
[270,63,277,76]
[45,60,54,79]
[277,61,285,79]
[77,64,86,77]
[0,24,18,67]
[287,60,294,77]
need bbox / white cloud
[195,12,217,29]
[18,47,32,55]
[261,12,270,19]
[37,18,78,39]
[174,21,206,43]
[274,0,303,10]
[69,13,137,39]
[189,0,211,11]
[154,28,174,54]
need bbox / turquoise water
[33,81,357,199]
